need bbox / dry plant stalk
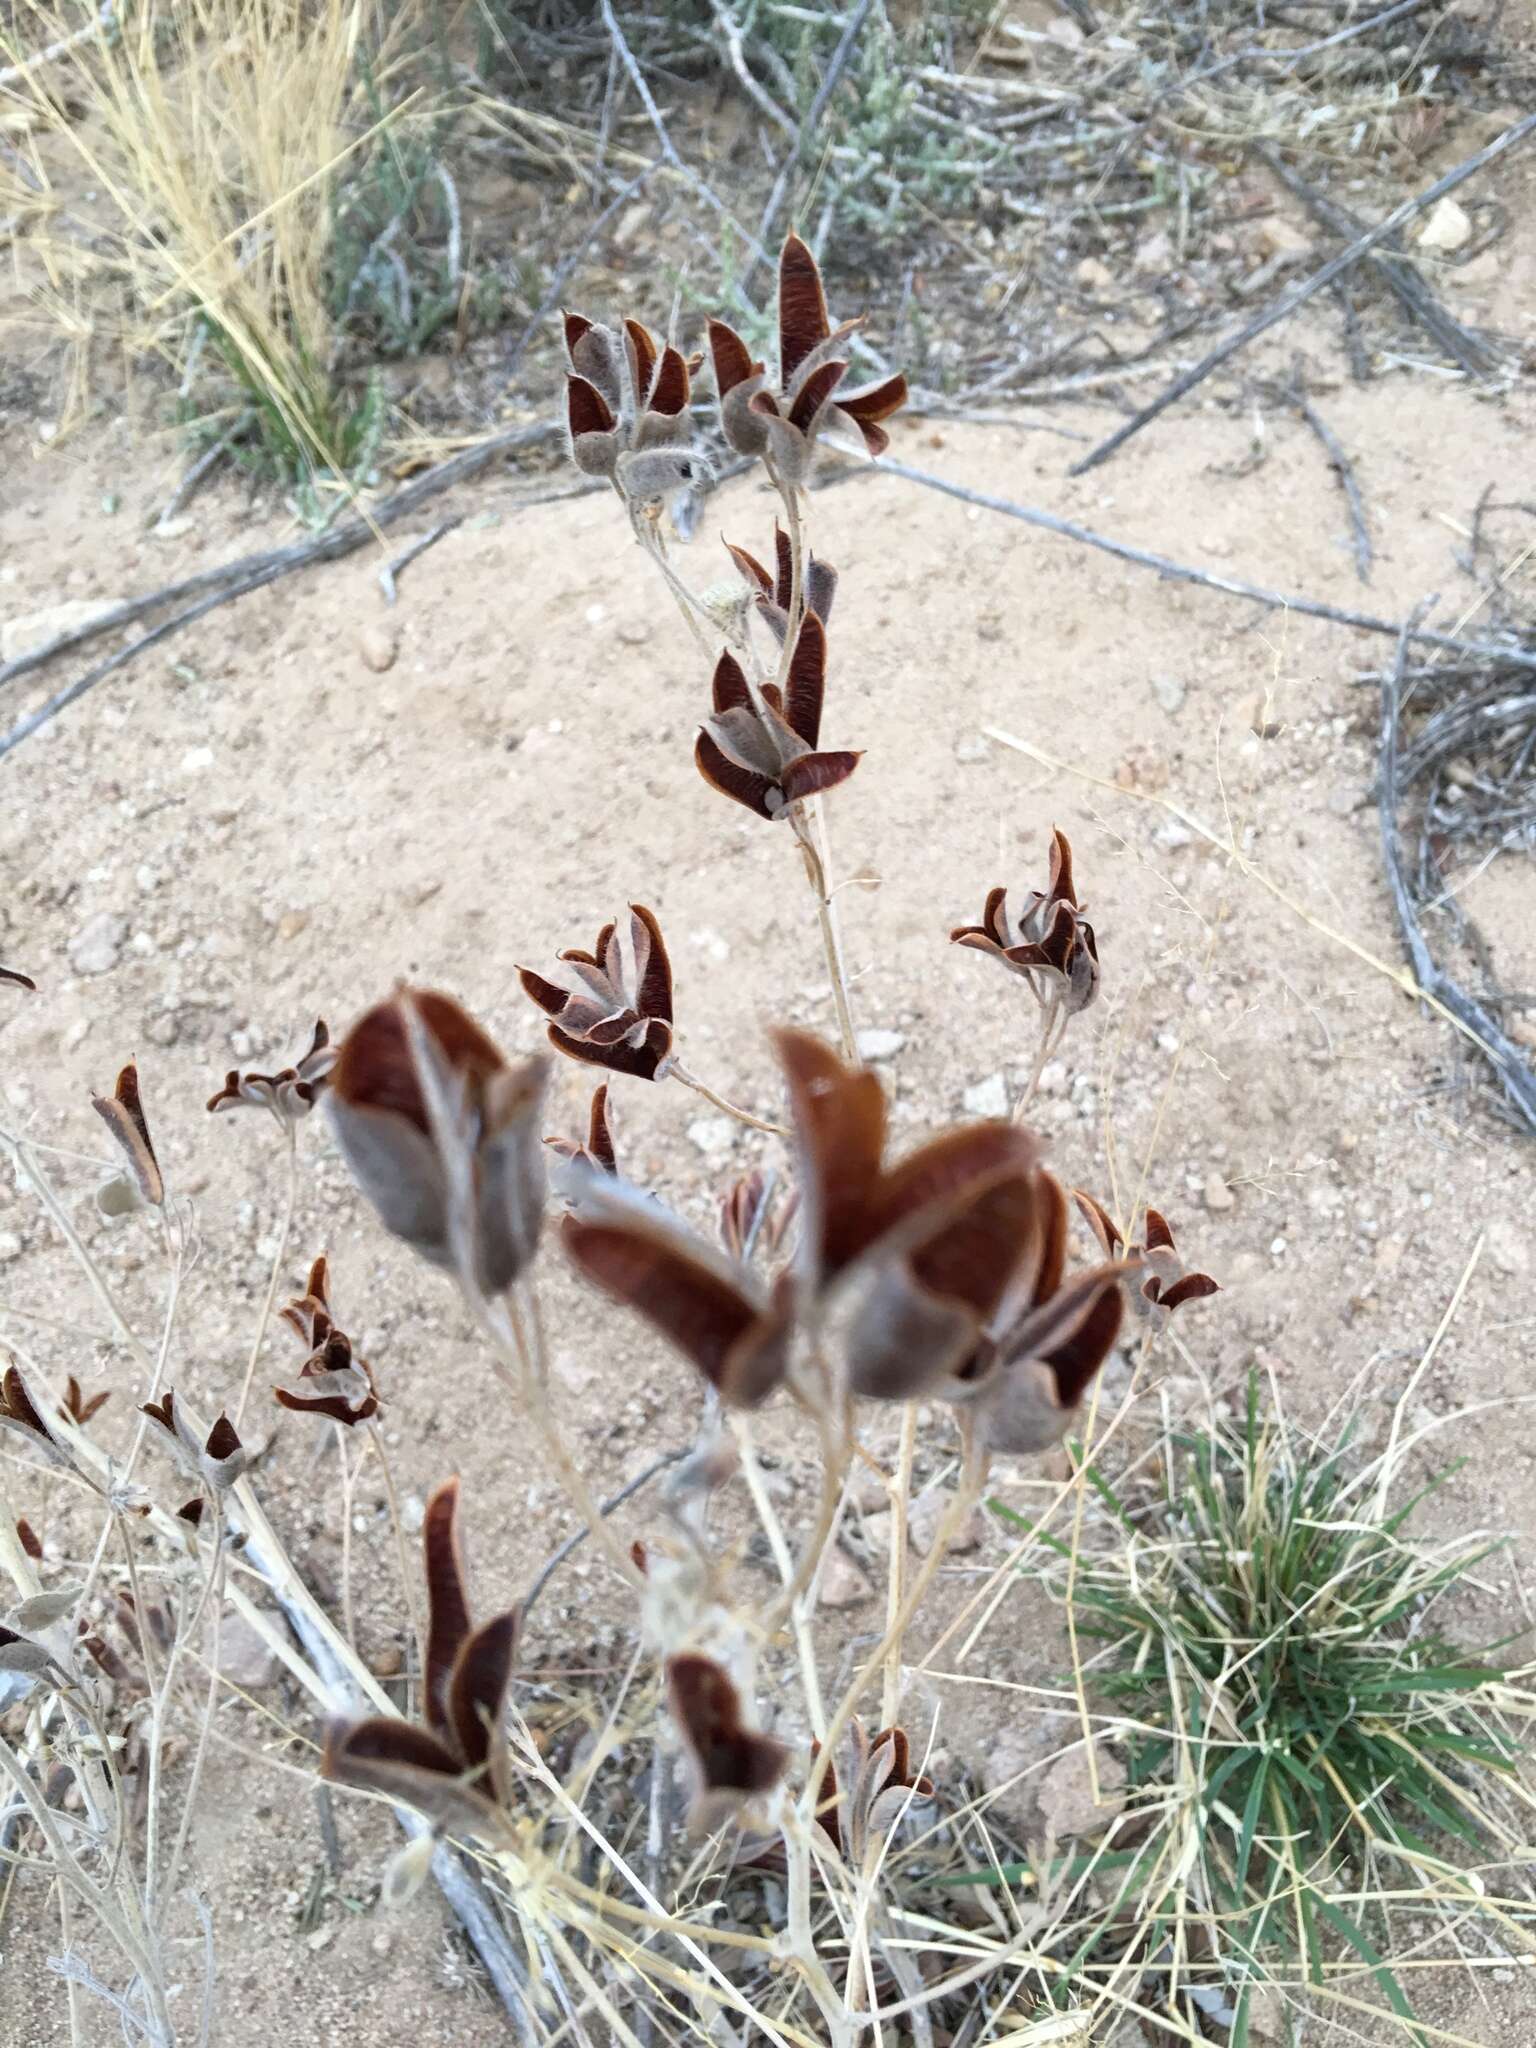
[0,236,1260,2048]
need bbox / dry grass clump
[0,0,463,490]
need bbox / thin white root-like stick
[234,1124,297,1430]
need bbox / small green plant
[1009,1378,1535,2042]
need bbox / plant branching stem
[669,1061,786,1136]
[234,1123,297,1431]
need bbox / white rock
[1202,1171,1235,1213]
[400,1494,426,1534]
[180,746,214,775]
[687,1116,736,1159]
[358,623,398,674]
[1134,229,1173,273]
[981,1724,1051,1802]
[1151,673,1187,715]
[963,1072,1009,1119]
[0,1230,22,1262]
[857,1027,906,1062]
[68,912,127,977]
[1036,1744,1127,1839]
[1,597,127,665]
[1486,1218,1527,1276]
[217,1612,281,1692]
[908,1487,984,1558]
[1037,1059,1068,1097]
[1418,196,1472,252]
[1255,215,1312,264]
[1047,14,1084,46]
[952,734,990,764]
[1154,819,1194,851]
[819,1549,874,1610]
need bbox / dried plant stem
[1014,1005,1066,1120]
[791,801,859,1063]
[633,511,715,659]
[880,1406,917,1728]
[778,1792,852,2048]
[669,1061,786,1136]
[336,1423,358,1652]
[820,1431,987,1785]
[368,1419,422,1715]
[160,1514,226,1914]
[487,1291,639,1586]
[234,1123,297,1431]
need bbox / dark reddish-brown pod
[519,906,675,1081]
[328,989,549,1296]
[667,1652,789,1828]
[323,1476,520,1840]
[695,619,861,822]
[951,829,1100,1019]
[708,235,908,478]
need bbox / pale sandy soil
[2,172,1535,2048]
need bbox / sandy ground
[3,208,1536,2043]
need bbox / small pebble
[358,624,398,673]
[819,1549,874,1610]
[1202,1172,1234,1213]
[68,912,127,977]
[856,1027,906,1062]
[963,1072,1009,1120]
[687,1116,736,1159]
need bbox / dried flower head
[328,990,549,1296]
[59,1376,111,1428]
[1075,1192,1220,1320]
[562,311,704,504]
[724,524,837,646]
[951,829,1100,1020]
[708,235,907,481]
[1,1363,74,1467]
[140,1392,250,1493]
[545,1085,620,1212]
[667,1651,789,1828]
[773,1027,1033,1300]
[0,965,35,992]
[519,906,675,1080]
[325,1478,519,1839]
[563,1186,793,1408]
[813,1720,935,1863]
[944,1175,1130,1454]
[274,1256,380,1426]
[208,1020,336,1125]
[718,1169,793,1265]
[695,617,860,821]
[92,1062,164,1215]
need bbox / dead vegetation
[1,5,1536,2046]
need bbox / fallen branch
[1377,614,1536,1131]
[377,516,461,605]
[873,454,1536,673]
[1070,109,1536,475]
[1256,144,1497,382]
[0,421,560,698]
[1280,373,1373,584]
